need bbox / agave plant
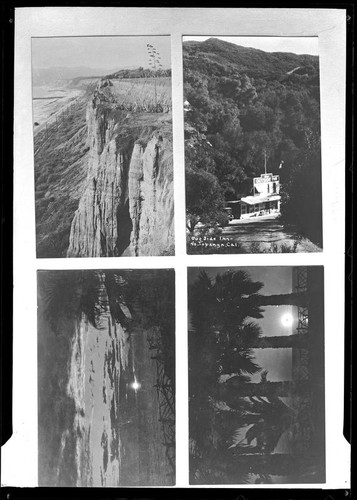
[146,42,163,107]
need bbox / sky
[183,36,318,56]
[188,266,295,382]
[32,35,171,70]
[32,34,317,72]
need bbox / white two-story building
[226,173,281,220]
[240,173,281,219]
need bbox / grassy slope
[35,98,89,258]
[111,77,172,108]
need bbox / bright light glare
[131,380,141,391]
[281,313,294,327]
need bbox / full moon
[281,313,293,327]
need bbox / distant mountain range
[184,37,318,80]
[32,65,137,86]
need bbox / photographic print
[188,266,325,484]
[184,37,323,254]
[37,269,175,486]
[32,36,174,258]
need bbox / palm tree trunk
[194,450,321,483]
[249,333,308,349]
[226,379,292,398]
[245,292,308,307]
[218,378,309,400]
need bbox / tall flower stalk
[147,43,162,108]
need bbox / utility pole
[264,149,267,174]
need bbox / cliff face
[127,137,174,257]
[67,100,174,257]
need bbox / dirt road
[222,217,322,253]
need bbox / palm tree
[194,392,304,482]
[39,270,106,333]
[225,320,263,348]
[189,273,266,398]
[189,277,264,460]
[190,270,309,333]
[188,271,264,392]
[219,376,309,400]
[229,393,295,454]
[189,270,265,332]
[218,321,263,376]
[219,349,261,377]
[39,270,146,336]
[243,267,323,310]
[189,270,311,365]
[212,270,265,327]
[243,292,308,308]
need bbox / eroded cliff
[67,93,174,257]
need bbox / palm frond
[238,320,263,344]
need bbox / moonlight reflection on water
[38,269,175,487]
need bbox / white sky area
[184,36,318,56]
[32,36,171,70]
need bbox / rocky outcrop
[67,98,174,257]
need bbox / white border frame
[3,7,349,489]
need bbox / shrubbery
[184,38,322,245]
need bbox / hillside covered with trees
[184,38,322,247]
